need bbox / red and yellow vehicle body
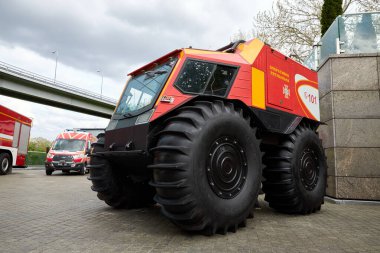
[0,104,32,168]
[105,39,320,157]
[45,131,96,174]
[149,39,319,123]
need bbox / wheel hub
[206,136,247,199]
[300,147,319,191]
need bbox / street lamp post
[51,51,58,83]
[97,70,103,99]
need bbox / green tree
[321,0,343,35]
[28,137,52,152]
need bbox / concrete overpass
[0,61,117,118]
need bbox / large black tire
[262,123,327,214]
[88,135,155,208]
[46,169,53,175]
[150,101,262,235]
[0,153,12,175]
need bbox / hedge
[26,151,46,166]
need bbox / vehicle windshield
[52,139,86,152]
[115,56,178,117]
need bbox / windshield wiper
[123,112,134,118]
[122,109,148,119]
[144,70,168,80]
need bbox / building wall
[318,54,380,200]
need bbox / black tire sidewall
[190,113,261,223]
[0,153,11,175]
[292,130,326,208]
[90,137,154,208]
[89,140,117,193]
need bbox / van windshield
[115,57,178,117]
[52,139,86,152]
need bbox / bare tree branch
[248,0,378,62]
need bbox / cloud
[0,0,273,140]
[0,0,272,79]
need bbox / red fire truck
[0,104,32,175]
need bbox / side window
[175,59,237,97]
[204,65,236,96]
[175,60,214,93]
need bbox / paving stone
[333,90,380,119]
[334,176,380,200]
[378,56,380,91]
[0,169,380,252]
[320,119,380,148]
[319,91,333,122]
[326,175,337,198]
[326,147,380,177]
[331,57,379,91]
[318,59,332,98]
[317,120,334,148]
[325,148,336,176]
[334,118,380,147]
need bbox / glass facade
[304,12,380,70]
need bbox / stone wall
[318,53,380,200]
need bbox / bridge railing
[0,60,117,105]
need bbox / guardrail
[0,60,117,105]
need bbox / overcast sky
[0,0,273,141]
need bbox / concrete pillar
[318,53,380,200]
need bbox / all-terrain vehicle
[88,39,327,235]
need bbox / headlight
[73,154,85,159]
[136,109,155,125]
[46,153,54,159]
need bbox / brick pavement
[0,169,379,253]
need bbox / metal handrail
[0,60,117,105]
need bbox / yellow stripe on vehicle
[252,67,266,109]
[0,111,32,126]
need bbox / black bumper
[45,162,85,171]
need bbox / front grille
[52,155,73,162]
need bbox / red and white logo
[161,95,175,103]
[295,74,320,121]
[283,84,290,99]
